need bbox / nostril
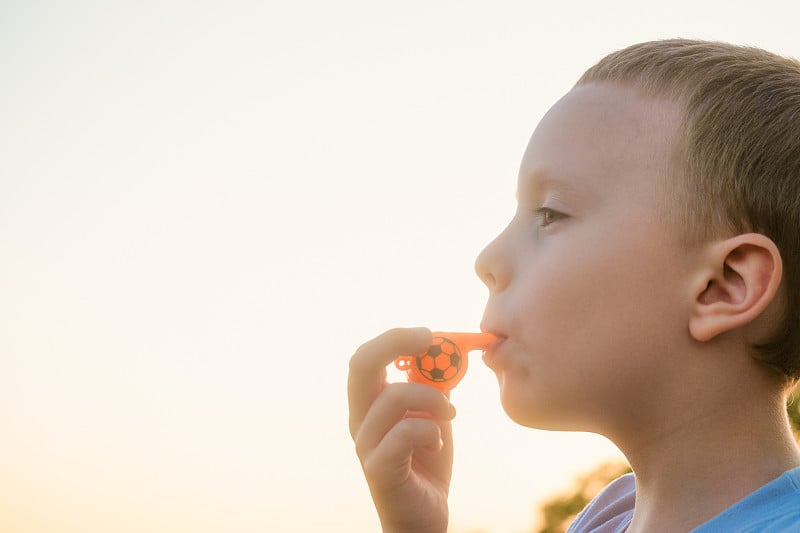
[474,255,494,288]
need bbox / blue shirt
[567,467,800,532]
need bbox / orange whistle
[394,332,497,392]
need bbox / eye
[534,207,566,228]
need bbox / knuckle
[353,431,369,460]
[382,382,444,412]
[350,336,380,369]
[349,329,396,371]
[348,346,369,373]
[382,381,404,399]
[395,417,429,442]
[393,420,416,443]
[361,454,384,481]
[348,418,360,441]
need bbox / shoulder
[694,467,800,533]
[567,473,635,533]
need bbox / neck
[614,379,800,533]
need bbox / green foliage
[788,382,800,436]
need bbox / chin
[498,381,589,432]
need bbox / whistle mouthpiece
[394,331,498,392]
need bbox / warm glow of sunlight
[2,1,798,532]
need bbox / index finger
[347,327,432,438]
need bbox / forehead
[519,83,682,198]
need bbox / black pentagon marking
[430,368,445,381]
[435,337,458,351]
[428,345,442,357]
[450,353,461,367]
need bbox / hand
[348,327,457,533]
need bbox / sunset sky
[2,1,800,532]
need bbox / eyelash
[534,207,566,228]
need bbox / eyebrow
[515,169,580,202]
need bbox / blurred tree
[788,382,800,436]
[534,461,631,533]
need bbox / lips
[479,324,507,370]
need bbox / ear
[689,233,783,343]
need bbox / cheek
[498,237,685,426]
[509,244,639,349]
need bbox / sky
[2,1,800,532]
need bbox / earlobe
[688,234,782,343]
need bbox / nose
[474,226,509,292]
[474,243,496,290]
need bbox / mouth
[479,324,507,369]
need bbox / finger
[361,417,443,485]
[354,382,456,459]
[410,418,454,485]
[348,327,432,438]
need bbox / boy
[347,39,800,532]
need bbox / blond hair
[578,39,800,380]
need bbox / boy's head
[577,39,800,381]
[476,39,800,432]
